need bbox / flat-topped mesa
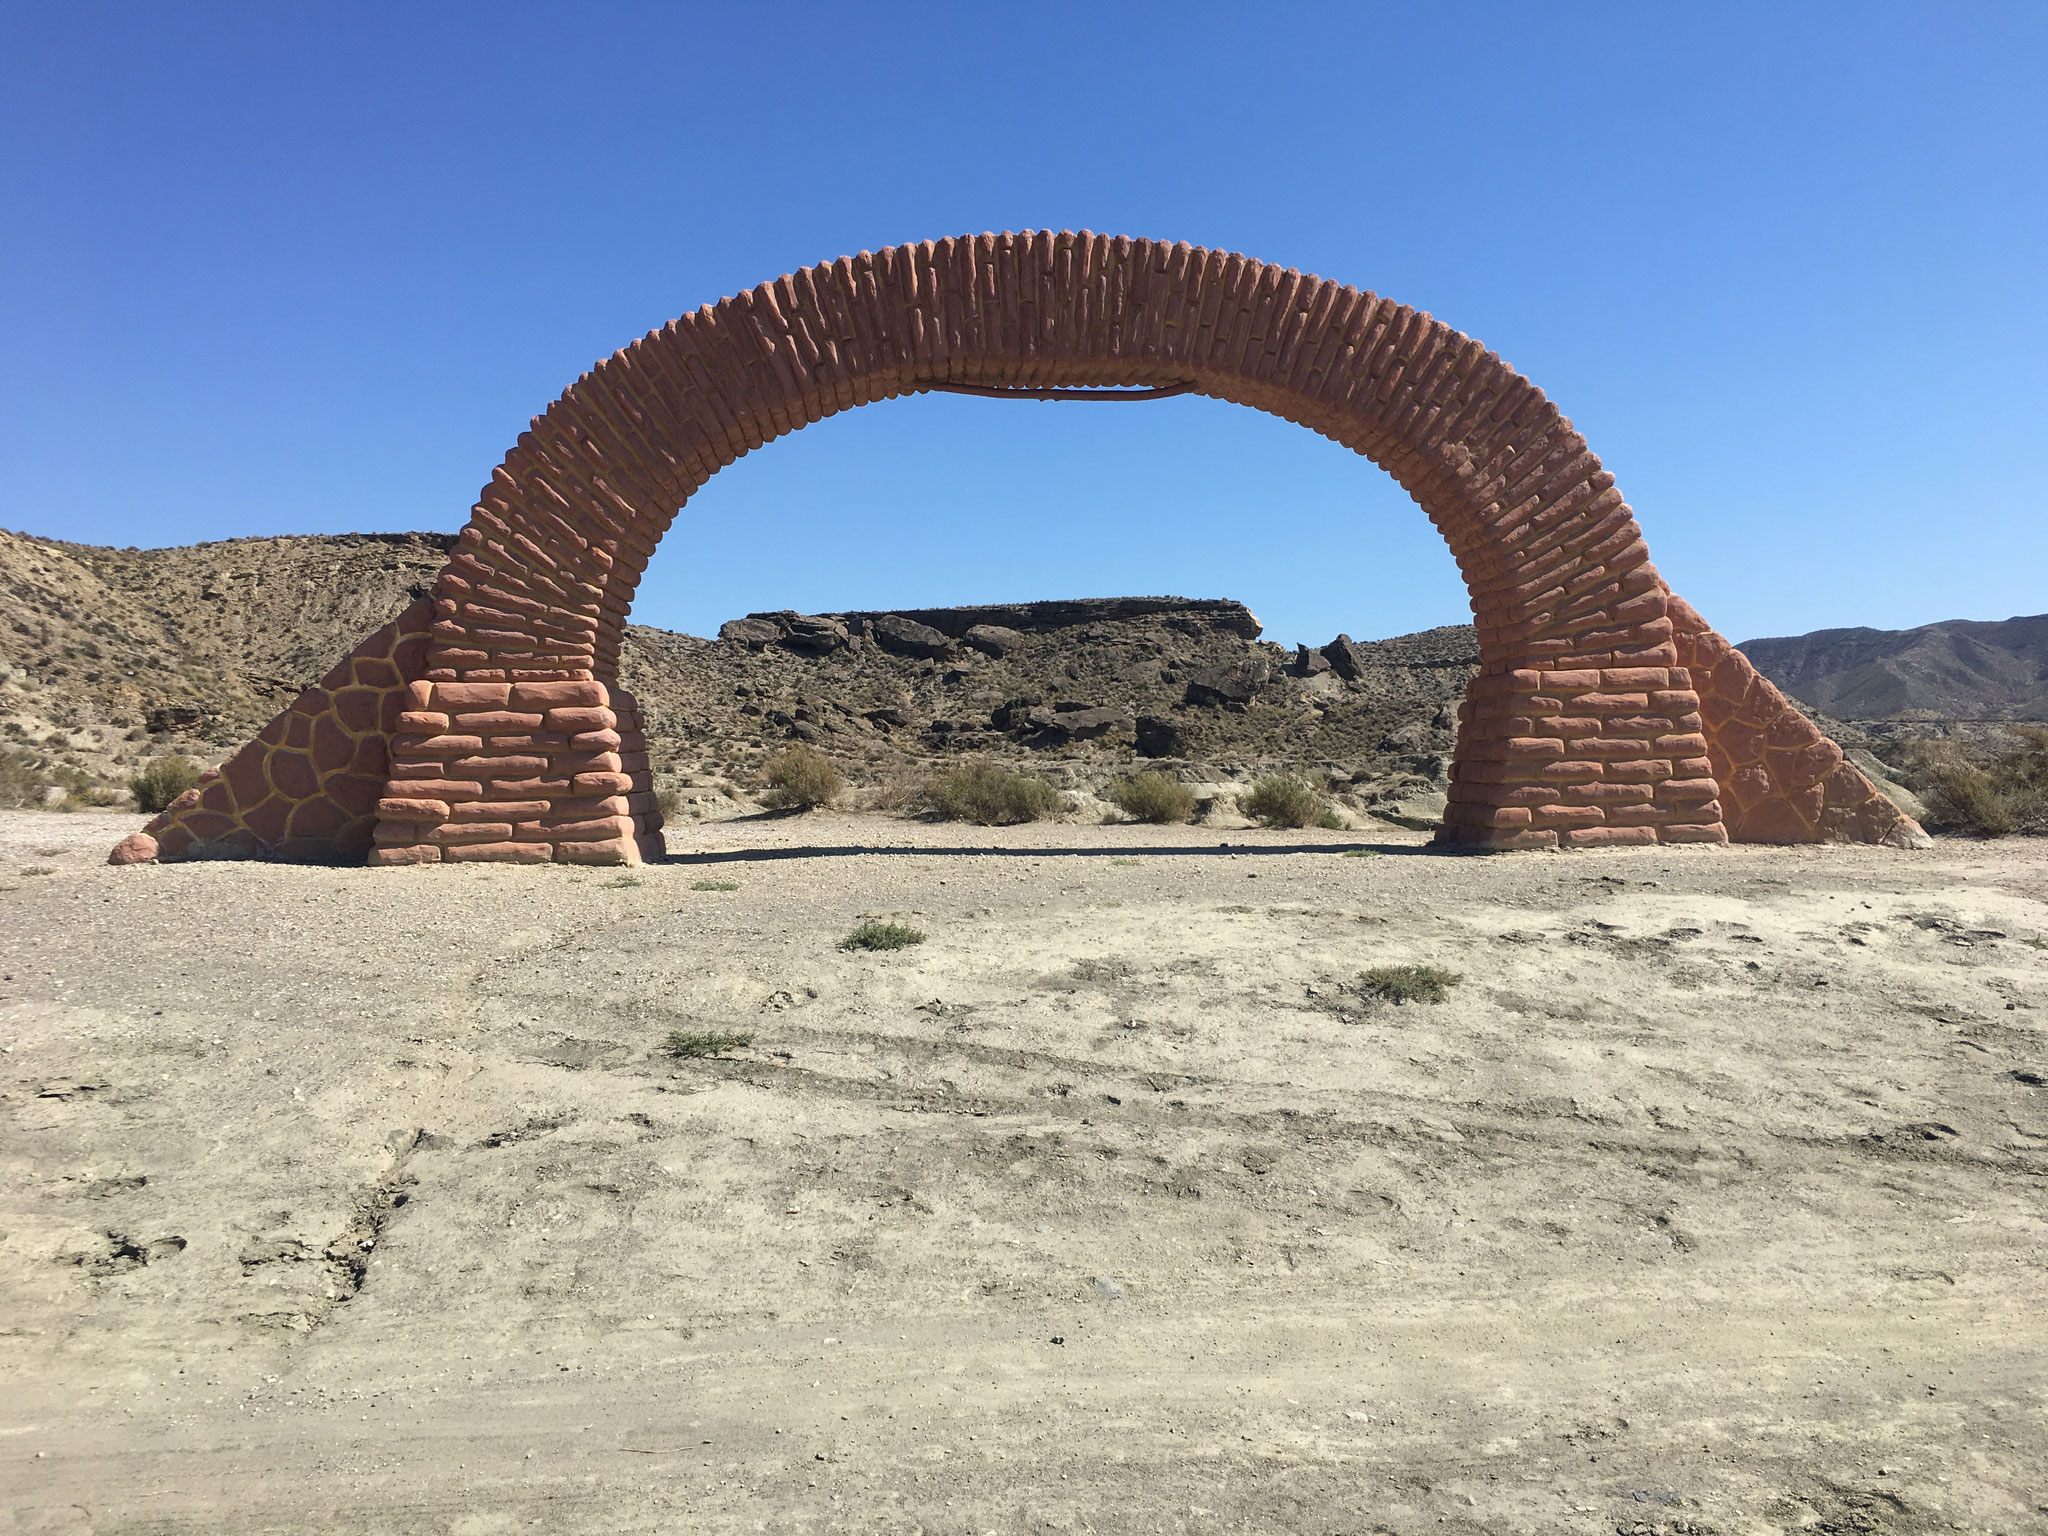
[720,597,1262,649]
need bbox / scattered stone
[1295,644,1330,676]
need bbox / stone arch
[118,231,1925,867]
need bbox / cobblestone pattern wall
[1667,597,1923,845]
[114,599,435,864]
[115,232,1918,865]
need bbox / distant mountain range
[1741,613,2048,721]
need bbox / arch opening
[115,232,1926,869]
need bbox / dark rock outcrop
[871,615,956,660]
[1184,659,1271,707]
[962,624,1026,657]
[1322,635,1365,681]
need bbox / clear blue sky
[3,3,2042,650]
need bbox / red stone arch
[117,232,1925,867]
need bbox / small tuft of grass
[21,866,54,877]
[602,875,643,889]
[841,920,926,951]
[2026,937,2048,951]
[664,1029,754,1058]
[1343,848,1382,858]
[1111,857,1140,866]
[691,879,739,891]
[1355,964,1461,1004]
[1109,771,1198,824]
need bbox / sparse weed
[1109,772,1197,824]
[663,1029,754,1058]
[918,761,1069,825]
[601,875,643,889]
[1243,774,1341,830]
[841,920,926,951]
[1356,964,1461,1004]
[1343,848,1382,858]
[691,879,739,891]
[21,866,54,877]
[761,745,844,810]
[1111,857,1140,866]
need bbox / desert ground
[1,809,2043,1535]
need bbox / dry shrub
[1110,771,1198,824]
[127,754,201,814]
[0,749,46,810]
[1242,774,1341,830]
[1903,729,2048,836]
[919,760,1069,824]
[760,745,844,810]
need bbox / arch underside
[126,232,1923,866]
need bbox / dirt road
[2,811,2043,1533]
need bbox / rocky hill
[1,528,1476,820]
[1741,613,2048,721]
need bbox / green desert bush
[1242,774,1342,830]
[128,754,202,814]
[664,1029,753,1058]
[760,744,843,810]
[841,920,926,951]
[918,760,1069,825]
[1903,729,2048,836]
[1356,964,1461,1004]
[1109,771,1198,824]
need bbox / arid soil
[2,810,2043,1533]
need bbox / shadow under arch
[120,232,1924,868]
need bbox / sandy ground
[0,809,2043,1536]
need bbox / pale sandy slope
[0,811,2043,1535]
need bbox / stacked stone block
[113,231,1918,867]
[368,679,661,866]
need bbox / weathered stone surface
[1184,659,1271,707]
[962,624,1026,657]
[107,832,158,866]
[1295,645,1330,677]
[1322,636,1366,681]
[871,615,956,660]
[781,615,849,654]
[718,616,784,648]
[1134,715,1188,759]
